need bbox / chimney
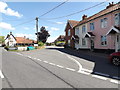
[106,2,114,9]
[82,15,87,20]
[24,36,26,39]
[10,32,12,35]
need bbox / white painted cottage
[5,32,17,47]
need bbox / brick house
[64,20,79,48]
[54,35,65,42]
[73,2,120,52]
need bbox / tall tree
[36,26,50,43]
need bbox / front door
[116,34,120,52]
[90,38,94,51]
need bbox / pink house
[74,2,120,52]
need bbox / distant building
[5,32,36,46]
[54,35,65,42]
[64,20,79,48]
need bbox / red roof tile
[15,37,36,44]
[76,2,120,27]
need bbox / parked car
[109,52,120,66]
[4,46,18,51]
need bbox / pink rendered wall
[87,10,120,50]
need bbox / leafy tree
[0,36,5,44]
[36,26,50,43]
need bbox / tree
[0,36,5,44]
[36,26,50,43]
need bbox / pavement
[1,46,120,88]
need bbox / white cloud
[15,33,36,40]
[56,22,65,24]
[23,27,29,30]
[50,27,59,31]
[0,22,15,30]
[44,26,49,29]
[0,1,23,18]
[47,36,58,43]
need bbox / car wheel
[112,56,120,66]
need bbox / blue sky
[0,0,117,42]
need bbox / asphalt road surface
[1,46,120,89]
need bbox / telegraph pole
[35,17,39,43]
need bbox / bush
[38,41,44,46]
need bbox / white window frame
[75,27,79,35]
[115,13,120,26]
[101,18,108,28]
[101,35,107,46]
[82,38,86,46]
[82,25,86,33]
[90,22,94,31]
[68,29,71,36]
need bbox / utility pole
[35,17,39,43]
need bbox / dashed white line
[0,70,4,79]
[92,75,108,80]
[43,61,49,63]
[49,63,56,66]
[65,68,76,71]
[56,65,64,68]
[33,58,37,60]
[27,56,32,58]
[16,52,120,85]
[37,59,42,61]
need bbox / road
[1,46,120,88]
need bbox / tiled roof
[68,20,79,27]
[76,2,120,27]
[15,37,36,44]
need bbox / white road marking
[94,72,110,77]
[15,53,120,85]
[92,75,108,80]
[110,79,120,84]
[27,56,32,58]
[66,55,82,72]
[49,63,56,66]
[81,68,93,73]
[37,59,42,61]
[57,51,64,54]
[0,70,4,78]
[66,68,76,71]
[79,71,90,75]
[33,58,37,60]
[43,61,49,63]
[56,65,64,68]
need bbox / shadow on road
[46,47,120,80]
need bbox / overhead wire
[12,0,69,27]
[39,0,109,20]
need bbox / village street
[1,46,120,88]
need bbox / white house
[5,32,17,47]
[74,15,89,50]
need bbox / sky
[0,0,118,42]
